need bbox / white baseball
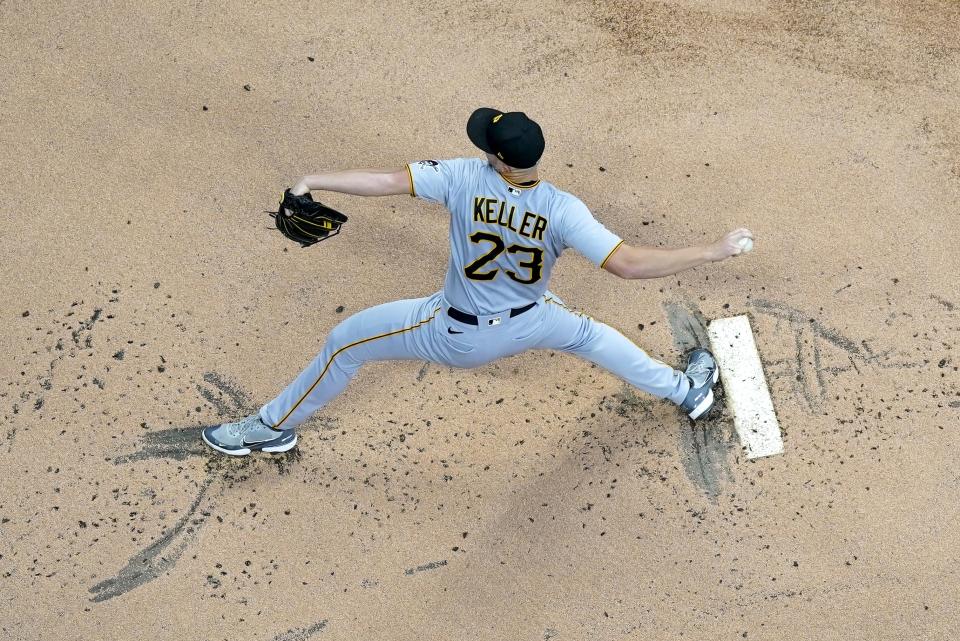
[738,237,753,253]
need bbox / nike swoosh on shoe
[447,328,464,334]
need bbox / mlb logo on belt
[488,317,502,326]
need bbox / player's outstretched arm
[603,228,753,280]
[291,168,411,197]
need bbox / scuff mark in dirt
[88,478,215,602]
[111,426,208,463]
[663,300,733,501]
[115,372,337,464]
[677,410,735,502]
[202,371,252,412]
[271,621,328,641]
[96,372,304,601]
[116,371,254,463]
[70,308,102,346]
[750,299,929,412]
[663,301,712,352]
[404,559,447,576]
[930,294,955,311]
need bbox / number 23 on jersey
[463,231,544,284]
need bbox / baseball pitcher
[203,108,753,455]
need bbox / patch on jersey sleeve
[416,160,440,171]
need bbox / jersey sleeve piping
[405,164,416,197]
[599,239,625,269]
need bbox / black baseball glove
[268,189,348,248]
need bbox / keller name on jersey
[472,196,547,241]
[407,157,622,315]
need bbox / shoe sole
[262,437,297,453]
[202,432,297,457]
[687,365,720,420]
[687,388,714,420]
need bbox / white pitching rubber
[707,315,783,459]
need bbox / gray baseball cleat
[202,414,297,456]
[679,348,720,420]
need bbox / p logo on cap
[492,114,503,123]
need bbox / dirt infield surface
[2,1,958,639]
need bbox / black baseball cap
[466,108,545,169]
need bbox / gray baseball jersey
[407,158,624,314]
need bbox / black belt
[447,302,537,326]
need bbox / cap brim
[466,107,502,153]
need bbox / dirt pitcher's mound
[1,2,958,640]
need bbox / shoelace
[227,416,261,438]
[686,358,714,388]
